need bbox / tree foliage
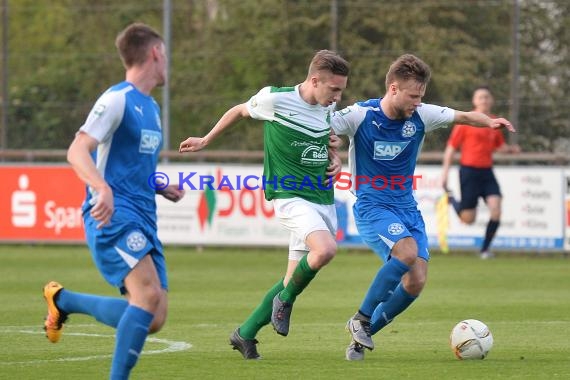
[2,0,568,152]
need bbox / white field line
[0,325,191,366]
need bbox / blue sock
[110,305,154,380]
[370,283,417,335]
[56,289,128,328]
[359,257,410,317]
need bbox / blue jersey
[331,98,454,209]
[79,81,163,229]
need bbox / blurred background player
[43,23,184,379]
[441,86,521,259]
[179,50,348,359]
[331,55,515,360]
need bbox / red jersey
[447,122,505,168]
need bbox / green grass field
[0,245,568,379]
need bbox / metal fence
[0,149,568,165]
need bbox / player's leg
[271,199,337,336]
[236,277,287,341]
[272,231,335,336]
[455,166,480,224]
[370,213,430,335]
[110,253,163,380]
[278,230,336,304]
[230,237,302,359]
[354,237,415,341]
[230,276,284,359]
[44,283,128,337]
[370,259,426,334]
[127,248,169,334]
[480,170,502,258]
[43,224,152,342]
[347,207,414,351]
[231,257,296,359]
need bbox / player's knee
[310,242,337,268]
[459,212,476,224]
[318,244,337,265]
[489,208,501,220]
[132,284,162,313]
[403,273,426,296]
[392,238,418,266]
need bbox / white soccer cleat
[346,317,374,350]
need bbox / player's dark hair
[115,23,163,68]
[385,54,431,91]
[308,50,350,77]
[473,85,493,95]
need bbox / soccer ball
[450,319,493,360]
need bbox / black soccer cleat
[229,328,261,360]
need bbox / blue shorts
[459,165,502,210]
[84,215,168,293]
[354,203,430,263]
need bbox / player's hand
[328,134,343,149]
[440,172,449,190]
[325,149,342,186]
[490,118,516,132]
[158,185,185,203]
[179,137,207,153]
[91,185,114,229]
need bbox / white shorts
[273,197,337,261]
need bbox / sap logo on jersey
[139,129,162,154]
[373,141,410,160]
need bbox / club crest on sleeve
[93,104,106,117]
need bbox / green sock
[279,255,318,304]
[239,278,285,340]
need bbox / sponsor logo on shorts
[126,231,147,252]
[388,223,405,235]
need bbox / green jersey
[246,85,334,205]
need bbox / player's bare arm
[179,103,250,153]
[67,132,114,228]
[454,111,516,132]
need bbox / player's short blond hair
[385,54,431,90]
[115,23,163,68]
[308,50,350,77]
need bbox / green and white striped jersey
[246,85,334,205]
